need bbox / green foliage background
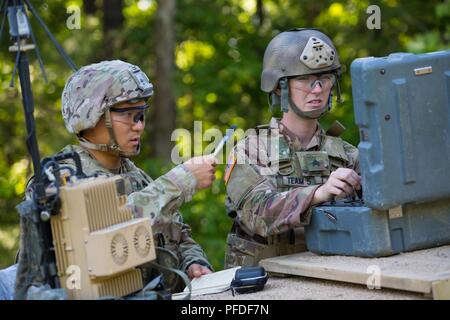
[0,0,448,270]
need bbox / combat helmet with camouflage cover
[261,28,342,119]
[62,60,153,157]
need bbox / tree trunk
[256,0,264,27]
[150,0,176,161]
[83,0,97,15]
[102,0,124,60]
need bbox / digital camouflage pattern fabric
[224,118,359,268]
[15,145,211,299]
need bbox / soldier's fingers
[341,174,361,190]
[329,186,347,198]
[348,170,361,183]
[334,169,361,190]
[201,266,213,275]
[332,179,353,196]
[350,171,362,186]
[205,155,218,166]
[194,270,202,278]
[188,264,203,278]
[333,168,353,179]
[343,180,359,196]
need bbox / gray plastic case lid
[350,50,450,210]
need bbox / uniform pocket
[270,158,295,176]
[296,151,330,176]
[329,156,346,172]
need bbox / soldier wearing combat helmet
[15,60,216,299]
[224,29,361,268]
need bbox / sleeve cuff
[165,165,197,202]
[182,259,214,273]
[300,185,322,225]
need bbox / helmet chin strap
[78,109,140,158]
[288,96,329,119]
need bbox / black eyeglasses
[109,104,149,125]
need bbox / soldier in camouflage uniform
[224,29,362,268]
[15,60,216,299]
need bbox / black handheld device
[230,266,268,296]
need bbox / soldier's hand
[183,155,217,190]
[187,263,213,279]
[312,168,361,204]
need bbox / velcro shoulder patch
[226,163,264,209]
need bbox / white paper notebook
[172,266,241,299]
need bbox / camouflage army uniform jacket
[224,118,359,268]
[15,145,211,299]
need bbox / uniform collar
[70,144,130,174]
[271,117,325,151]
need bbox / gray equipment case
[305,198,450,257]
[305,51,450,257]
[351,50,450,210]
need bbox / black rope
[24,0,77,71]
